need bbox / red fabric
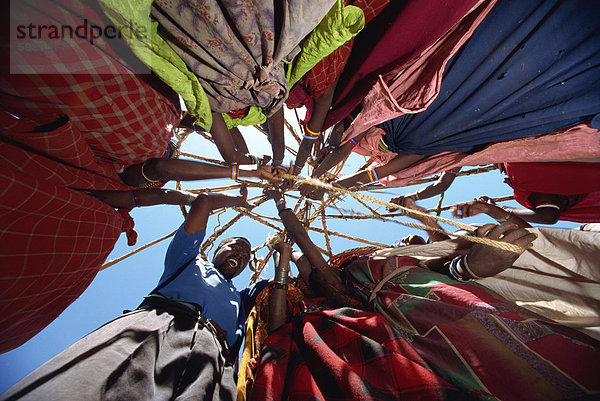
[0,0,181,352]
[323,0,480,129]
[502,162,600,223]
[286,0,390,125]
[249,308,464,401]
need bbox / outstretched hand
[465,223,536,278]
[388,195,419,213]
[299,183,326,200]
[452,199,491,219]
[256,165,280,182]
[237,185,252,209]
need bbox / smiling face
[212,238,251,280]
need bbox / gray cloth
[0,307,236,401]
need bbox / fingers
[476,223,537,247]
[239,185,248,198]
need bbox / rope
[101,229,177,270]
[283,174,525,254]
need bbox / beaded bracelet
[231,164,239,180]
[348,138,358,147]
[365,168,379,183]
[303,126,321,141]
[447,256,471,282]
[273,283,289,290]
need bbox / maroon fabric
[249,308,465,401]
[502,162,600,223]
[323,0,480,129]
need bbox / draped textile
[249,253,600,400]
[151,0,335,115]
[377,122,600,187]
[374,228,600,340]
[286,0,390,125]
[378,0,600,155]
[0,0,180,353]
[343,256,600,400]
[502,162,600,223]
[322,0,482,129]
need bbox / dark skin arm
[268,242,292,334]
[264,189,353,305]
[424,223,537,279]
[400,198,450,243]
[388,168,461,211]
[452,198,532,229]
[184,187,251,234]
[334,152,425,189]
[210,112,253,165]
[87,188,196,209]
[293,78,339,175]
[119,158,280,187]
[268,107,286,165]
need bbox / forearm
[229,127,249,154]
[312,142,353,178]
[293,138,315,175]
[268,247,292,333]
[277,208,328,270]
[87,189,196,208]
[485,205,531,228]
[291,251,313,286]
[334,153,425,188]
[268,107,285,163]
[210,112,253,165]
[184,192,247,234]
[136,159,261,182]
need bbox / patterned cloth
[0,0,181,353]
[343,255,600,400]
[151,0,335,115]
[249,254,600,400]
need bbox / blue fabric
[156,224,267,346]
[380,0,600,156]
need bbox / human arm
[264,189,353,305]
[267,107,285,166]
[389,168,460,210]
[424,223,537,279]
[86,188,196,208]
[210,112,254,165]
[400,198,450,243]
[333,152,426,189]
[119,158,280,186]
[184,186,251,234]
[292,79,339,175]
[452,198,531,229]
[268,241,292,333]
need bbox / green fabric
[97,0,213,129]
[286,0,365,89]
[222,107,267,130]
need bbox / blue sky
[0,108,580,393]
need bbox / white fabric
[374,227,600,339]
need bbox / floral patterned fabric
[152,0,336,115]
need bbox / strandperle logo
[9,0,150,74]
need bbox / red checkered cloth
[249,307,463,401]
[0,0,180,352]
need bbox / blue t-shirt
[154,224,267,346]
